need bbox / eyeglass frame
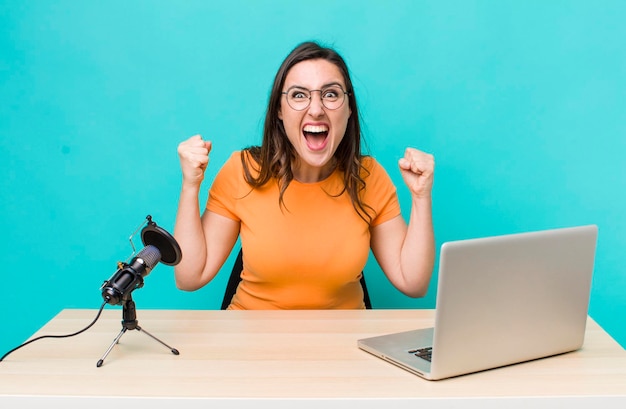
[280,84,351,111]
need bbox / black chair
[220,249,372,309]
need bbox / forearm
[173,183,209,290]
[400,196,435,297]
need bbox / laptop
[358,224,598,380]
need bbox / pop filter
[140,216,182,266]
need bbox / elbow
[175,263,219,291]
[414,288,429,298]
[409,263,435,298]
[401,270,433,298]
[175,278,202,291]
[175,280,197,291]
[174,270,204,292]
[404,285,429,299]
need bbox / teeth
[303,125,328,133]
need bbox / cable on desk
[0,300,108,362]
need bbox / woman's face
[278,59,351,182]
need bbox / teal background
[1,0,624,358]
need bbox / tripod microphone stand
[97,293,179,367]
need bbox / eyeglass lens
[284,86,347,110]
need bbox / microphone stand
[97,293,179,367]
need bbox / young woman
[173,41,435,309]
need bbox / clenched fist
[177,135,212,187]
[398,147,435,199]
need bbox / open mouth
[303,124,329,150]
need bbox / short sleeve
[206,152,243,221]
[362,157,402,226]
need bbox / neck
[292,160,336,183]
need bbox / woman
[174,41,435,309]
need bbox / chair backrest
[221,249,372,309]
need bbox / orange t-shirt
[207,151,401,309]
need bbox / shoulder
[360,155,398,198]
[361,155,392,181]
[219,150,256,172]
[214,151,243,177]
[359,156,401,225]
[209,151,251,203]
[213,149,263,187]
[361,155,379,170]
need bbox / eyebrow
[287,81,345,90]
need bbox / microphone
[101,216,182,305]
[101,245,160,305]
[0,215,182,365]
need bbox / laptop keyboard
[408,347,433,362]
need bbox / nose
[307,91,325,116]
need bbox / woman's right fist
[177,135,212,186]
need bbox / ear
[278,105,283,120]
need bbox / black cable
[0,300,108,362]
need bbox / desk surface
[1,309,625,407]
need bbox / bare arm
[173,135,240,291]
[370,148,435,297]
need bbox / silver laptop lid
[429,224,598,379]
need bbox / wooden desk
[1,309,625,408]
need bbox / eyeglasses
[281,85,350,111]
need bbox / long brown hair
[241,41,373,223]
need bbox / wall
[1,0,624,359]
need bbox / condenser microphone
[101,216,182,305]
[101,245,161,305]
